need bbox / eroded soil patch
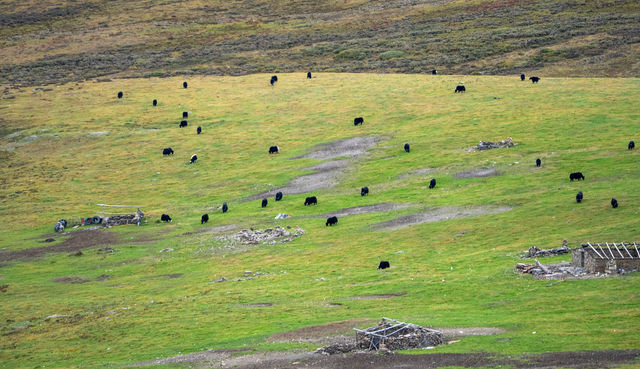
[52,276,90,284]
[455,167,501,179]
[1,228,118,263]
[248,137,380,200]
[309,203,411,218]
[372,206,514,231]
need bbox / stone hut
[572,243,640,274]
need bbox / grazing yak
[536,158,541,167]
[117,91,123,99]
[222,202,228,213]
[404,143,410,153]
[576,191,583,203]
[326,216,338,226]
[161,214,172,222]
[183,111,188,118]
[629,140,635,150]
[354,117,364,126]
[201,214,209,224]
[270,75,278,85]
[190,154,198,164]
[378,261,390,270]
[361,186,369,196]
[162,148,174,155]
[432,69,437,75]
[304,196,317,206]
[262,198,268,208]
[197,126,202,135]
[520,74,525,81]
[454,85,466,93]
[611,198,618,208]
[275,192,283,201]
[529,76,540,83]
[153,99,157,106]
[183,81,188,88]
[429,178,437,189]
[180,120,188,128]
[569,172,584,181]
[269,145,279,154]
[307,72,312,79]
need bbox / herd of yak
[113,73,634,242]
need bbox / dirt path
[247,137,380,200]
[133,349,640,368]
[371,205,514,231]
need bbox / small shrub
[379,50,404,60]
[335,49,369,60]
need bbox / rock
[275,213,290,219]
[212,277,227,283]
[45,314,68,320]
[160,248,174,253]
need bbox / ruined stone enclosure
[572,243,640,274]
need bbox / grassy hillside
[0,73,639,368]
[1,0,640,87]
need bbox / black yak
[161,214,172,222]
[529,76,540,83]
[404,143,410,153]
[429,178,436,189]
[183,111,188,118]
[269,145,279,154]
[222,202,228,213]
[611,198,618,208]
[180,120,188,128]
[536,158,541,167]
[354,117,364,126]
[361,186,369,196]
[117,91,123,99]
[153,99,157,106]
[162,148,174,155]
[275,192,283,201]
[183,81,188,88]
[197,126,201,135]
[326,216,338,226]
[262,198,268,208]
[520,74,525,81]
[454,85,466,93]
[629,140,635,150]
[307,72,312,79]
[190,154,198,164]
[378,261,390,270]
[304,196,317,206]
[201,214,209,224]
[576,191,583,203]
[569,172,584,181]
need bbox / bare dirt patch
[269,319,375,343]
[247,137,380,200]
[455,167,501,179]
[52,276,90,284]
[309,203,411,218]
[372,206,514,231]
[0,228,118,263]
[135,349,640,368]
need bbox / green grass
[0,73,639,368]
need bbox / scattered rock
[473,137,516,151]
[274,213,289,219]
[97,247,115,254]
[160,248,174,252]
[211,277,227,283]
[45,314,68,320]
[522,241,569,258]
[89,131,109,136]
[214,226,305,247]
[40,238,55,243]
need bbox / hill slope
[0,74,639,367]
[1,0,640,86]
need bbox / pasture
[0,73,639,368]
